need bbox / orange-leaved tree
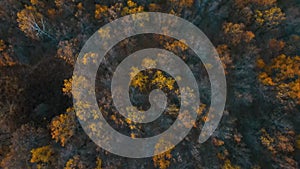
[257,54,300,104]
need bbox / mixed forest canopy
[0,0,299,168]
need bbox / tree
[0,39,16,66]
[0,0,299,168]
[222,159,241,169]
[121,0,144,16]
[0,76,25,133]
[223,22,255,46]
[216,44,233,74]
[30,145,54,169]
[94,0,144,22]
[259,128,296,168]
[153,150,172,169]
[255,7,286,28]
[56,39,80,66]
[234,0,277,9]
[152,139,174,169]
[258,54,300,104]
[17,5,54,40]
[62,78,72,96]
[95,157,102,169]
[0,124,49,169]
[166,0,194,15]
[0,39,6,52]
[95,4,108,20]
[64,155,87,169]
[50,107,77,147]
[30,146,54,163]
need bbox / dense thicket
[0,0,299,168]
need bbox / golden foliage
[223,22,245,35]
[62,78,72,95]
[30,0,44,7]
[255,7,285,27]
[30,145,53,163]
[65,156,78,169]
[0,53,16,66]
[57,39,79,66]
[260,128,295,155]
[130,69,149,91]
[153,150,172,169]
[258,72,276,86]
[223,22,255,45]
[65,155,85,169]
[0,40,15,66]
[152,138,174,169]
[256,58,265,69]
[50,107,76,146]
[196,103,206,116]
[130,61,176,91]
[82,52,98,65]
[258,55,300,104]
[0,39,6,52]
[69,74,99,122]
[217,149,229,160]
[77,2,83,10]
[17,5,43,39]
[95,4,108,19]
[95,157,102,169]
[212,137,225,147]
[260,128,275,153]
[65,157,76,169]
[296,135,300,149]
[124,106,144,138]
[216,45,233,73]
[121,0,144,16]
[30,0,39,5]
[222,159,241,169]
[148,3,161,12]
[152,71,176,91]
[164,40,188,52]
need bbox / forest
[0,0,299,168]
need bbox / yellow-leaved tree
[258,54,300,104]
[50,107,77,147]
[17,5,54,40]
[30,145,54,169]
